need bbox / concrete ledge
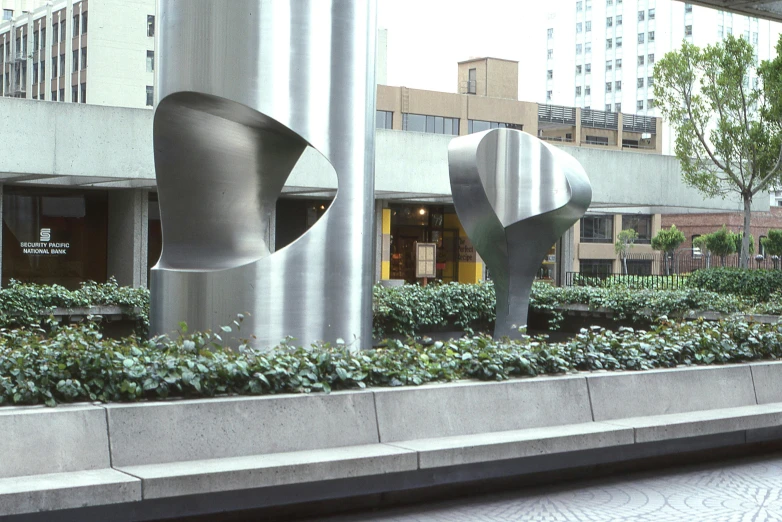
[7,363,782,520]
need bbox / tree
[615,228,639,275]
[693,234,711,268]
[732,232,755,256]
[761,229,782,256]
[705,225,737,266]
[651,225,685,274]
[654,34,782,268]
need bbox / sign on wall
[415,242,437,278]
[20,228,70,255]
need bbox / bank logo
[40,228,51,242]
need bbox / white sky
[377,0,559,102]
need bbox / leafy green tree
[761,229,782,257]
[693,234,711,268]
[654,34,782,268]
[705,226,737,266]
[651,225,686,274]
[732,232,755,256]
[615,229,639,275]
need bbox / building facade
[544,0,782,153]
[0,0,155,107]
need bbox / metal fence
[565,272,689,289]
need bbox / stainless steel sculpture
[449,130,592,338]
[151,1,377,348]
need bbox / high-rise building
[0,0,156,108]
[544,0,782,152]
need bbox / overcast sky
[377,0,555,102]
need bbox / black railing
[565,272,688,289]
[538,104,577,125]
[623,113,657,134]
[581,108,619,130]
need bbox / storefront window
[2,188,107,288]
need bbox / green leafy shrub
[762,230,782,256]
[5,317,782,407]
[705,226,737,265]
[687,267,782,301]
[0,278,149,335]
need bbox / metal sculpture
[150,1,377,348]
[448,129,592,338]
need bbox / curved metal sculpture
[448,129,592,338]
[151,1,377,348]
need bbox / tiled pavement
[307,453,782,521]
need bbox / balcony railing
[538,104,576,125]
[623,113,657,134]
[581,108,618,130]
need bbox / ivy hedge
[3,317,782,407]
[687,268,782,301]
[371,281,777,338]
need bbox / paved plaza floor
[306,452,782,522]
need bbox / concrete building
[543,0,782,153]
[0,0,155,107]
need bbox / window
[406,114,461,135]
[60,20,65,42]
[576,65,582,75]
[72,49,78,72]
[637,100,644,110]
[586,0,592,10]
[638,55,645,66]
[41,28,45,50]
[685,3,692,13]
[147,15,155,37]
[586,135,608,146]
[615,80,622,91]
[81,47,86,69]
[576,43,583,54]
[585,42,592,53]
[586,21,592,32]
[576,1,583,11]
[607,0,613,5]
[576,22,582,33]
[52,89,57,101]
[607,17,613,27]
[647,75,654,87]
[59,87,64,101]
[616,15,622,25]
[468,120,522,134]
[33,31,39,50]
[615,102,622,112]
[606,60,613,71]
[82,12,87,34]
[606,82,612,92]
[638,10,645,21]
[59,54,64,77]
[576,86,582,96]
[468,68,476,94]
[616,58,622,69]
[616,36,622,48]
[649,31,655,42]
[585,86,591,95]
[2,9,11,21]
[718,25,724,38]
[648,8,655,20]
[648,53,655,64]
[40,61,44,81]
[605,103,612,111]
[547,49,553,59]
[80,82,85,103]
[51,56,57,78]
[753,32,759,45]
[585,63,591,73]
[622,215,652,243]
[376,110,392,129]
[637,77,644,88]
[581,216,614,243]
[579,260,613,277]
[685,25,692,37]
[606,38,612,49]
[547,90,552,100]
[72,85,77,102]
[146,50,154,72]
[727,27,733,35]
[32,64,37,84]
[146,85,153,106]
[626,260,653,275]
[647,98,654,108]
[52,23,58,44]
[638,32,645,44]
[547,28,553,38]
[73,14,79,36]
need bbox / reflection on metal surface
[150,0,377,348]
[449,129,592,338]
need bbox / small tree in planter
[615,229,639,275]
[693,234,711,269]
[762,229,782,268]
[652,225,686,275]
[732,232,755,264]
[705,226,737,267]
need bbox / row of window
[374,111,523,135]
[637,9,655,21]
[581,214,652,243]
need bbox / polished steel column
[151,1,377,348]
[449,130,592,338]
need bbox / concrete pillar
[616,113,624,150]
[574,107,582,145]
[107,189,148,288]
[557,225,576,286]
